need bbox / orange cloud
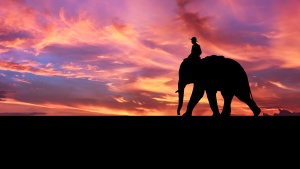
[0,98,125,116]
[269,81,294,91]
[0,61,64,76]
[114,96,129,103]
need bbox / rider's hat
[190,37,197,41]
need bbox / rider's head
[190,37,197,44]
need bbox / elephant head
[176,59,201,115]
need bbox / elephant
[176,55,261,116]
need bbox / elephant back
[203,55,225,60]
[202,55,225,65]
[202,55,249,90]
[201,55,226,73]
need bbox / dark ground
[1,116,300,129]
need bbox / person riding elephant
[188,37,202,60]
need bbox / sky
[0,0,300,116]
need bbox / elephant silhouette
[176,55,261,116]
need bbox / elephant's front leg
[206,90,220,116]
[183,84,204,116]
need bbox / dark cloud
[249,67,300,89]
[141,39,160,49]
[238,59,283,73]
[175,0,271,47]
[176,0,212,39]
[12,76,111,104]
[90,58,136,71]
[0,28,33,41]
[176,0,195,7]
[129,67,173,79]
[0,45,10,52]
[247,68,300,112]
[43,43,121,61]
[0,73,16,101]
[263,109,300,116]
[0,77,16,102]
[141,39,186,56]
[0,91,7,101]
[42,43,138,71]
[216,29,270,47]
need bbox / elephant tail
[246,73,255,101]
[241,63,255,101]
[249,90,254,100]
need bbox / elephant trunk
[176,82,186,116]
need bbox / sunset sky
[0,0,299,116]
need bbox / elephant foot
[182,112,192,116]
[221,112,231,117]
[212,113,221,117]
[253,107,261,116]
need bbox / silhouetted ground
[1,114,300,129]
[0,112,128,116]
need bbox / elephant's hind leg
[221,91,234,116]
[235,91,261,116]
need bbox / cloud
[0,60,66,77]
[0,91,8,101]
[176,0,213,40]
[114,96,129,103]
[0,99,127,116]
[12,77,32,84]
[268,1,300,68]
[0,28,33,42]
[249,68,300,92]
[263,109,300,116]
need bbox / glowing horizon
[0,0,300,116]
